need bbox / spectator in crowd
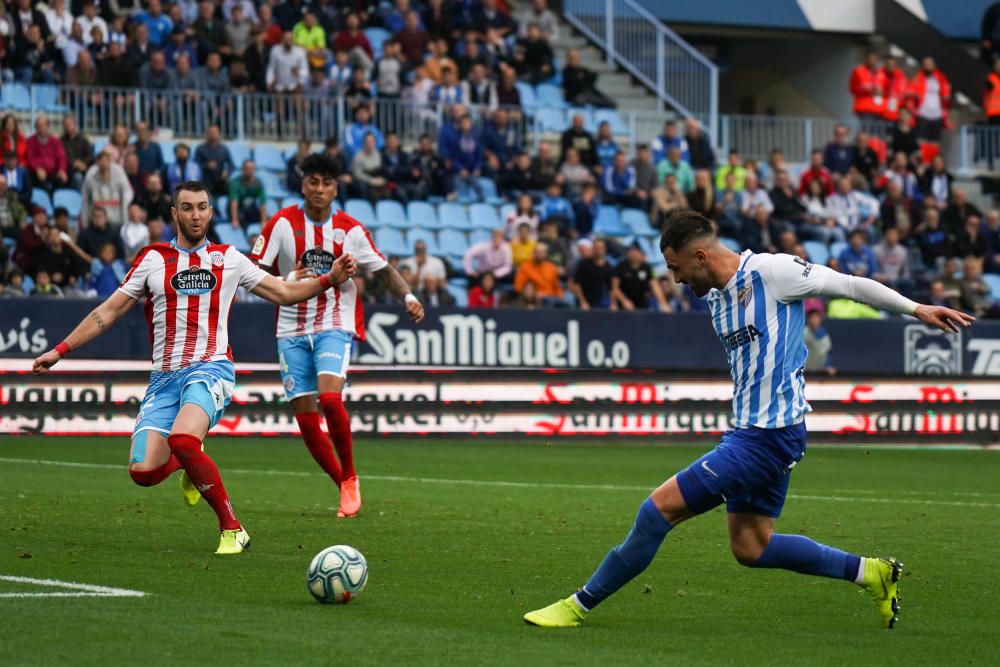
[910,56,951,143]
[267,30,308,93]
[76,205,125,262]
[687,169,714,217]
[804,305,836,375]
[373,39,406,101]
[823,125,856,175]
[919,153,953,204]
[561,114,597,169]
[510,220,537,267]
[447,115,483,200]
[344,106,384,160]
[136,172,172,225]
[529,141,559,195]
[513,23,554,85]
[67,46,100,87]
[464,228,513,282]
[45,0,73,42]
[455,32,490,80]
[739,171,773,218]
[797,149,833,195]
[878,150,919,200]
[838,229,877,278]
[0,175,27,240]
[873,227,911,290]
[193,125,233,196]
[539,182,573,231]
[852,132,881,186]
[417,272,456,307]
[516,0,558,40]
[123,152,145,198]
[602,151,644,209]
[512,279,541,308]
[422,37,456,85]
[285,140,312,194]
[333,13,374,73]
[656,145,694,193]
[351,132,388,203]
[460,62,497,109]
[471,0,514,37]
[413,133,447,198]
[481,109,520,175]
[98,40,139,90]
[25,117,68,195]
[569,237,612,309]
[612,243,668,311]
[562,48,614,108]
[241,28,271,91]
[506,193,540,239]
[346,66,374,103]
[770,169,808,228]
[538,219,570,269]
[13,206,48,272]
[915,207,950,266]
[960,256,1000,317]
[879,55,909,122]
[890,107,920,162]
[593,121,618,175]
[292,10,327,70]
[514,243,563,302]
[395,10,430,67]
[943,187,983,235]
[380,132,419,201]
[1,115,27,166]
[558,147,595,199]
[651,120,688,166]
[631,144,657,199]
[955,215,988,258]
[849,50,883,123]
[683,118,715,171]
[198,51,231,96]
[572,182,600,238]
[132,122,164,182]
[120,203,150,264]
[32,225,79,288]
[30,269,63,298]
[4,149,31,207]
[164,25,198,68]
[431,65,463,106]
[228,160,267,230]
[467,272,499,308]
[166,143,201,192]
[985,210,1000,273]
[422,0,454,40]
[742,205,783,254]
[402,239,447,292]
[715,150,747,192]
[136,0,173,47]
[650,173,688,226]
[501,151,533,199]
[827,176,877,235]
[2,270,28,298]
[12,24,59,84]
[81,149,133,229]
[224,4,253,57]
[59,21,88,70]
[87,241,128,299]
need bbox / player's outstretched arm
[251,252,358,306]
[372,264,424,323]
[32,290,138,374]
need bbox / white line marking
[0,575,146,598]
[1,457,998,509]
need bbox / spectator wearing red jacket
[468,273,499,308]
[909,56,951,143]
[24,117,68,195]
[878,56,909,121]
[797,150,833,196]
[850,50,883,121]
[333,13,374,72]
[1,115,27,165]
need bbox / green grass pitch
[1,436,998,666]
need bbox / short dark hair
[659,209,716,253]
[300,153,341,179]
[173,180,211,201]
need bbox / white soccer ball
[307,545,368,604]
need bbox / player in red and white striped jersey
[251,153,424,518]
[32,181,358,555]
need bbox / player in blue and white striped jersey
[525,210,973,630]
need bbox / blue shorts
[676,423,807,519]
[277,329,353,401]
[132,360,236,447]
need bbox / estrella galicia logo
[904,324,962,375]
[300,248,335,272]
[170,267,218,296]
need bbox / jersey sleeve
[230,248,270,290]
[250,213,285,269]
[117,246,156,299]
[346,224,389,272]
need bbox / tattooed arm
[32,291,137,374]
[372,264,425,323]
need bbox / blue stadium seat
[438,229,468,257]
[407,200,442,229]
[2,83,30,111]
[246,223,262,238]
[594,109,628,135]
[257,170,289,198]
[536,84,567,109]
[476,177,503,205]
[267,198,282,218]
[281,196,304,210]
[34,85,67,113]
[254,145,286,173]
[984,274,1000,300]
[621,208,658,239]
[515,82,537,109]
[468,228,491,246]
[447,285,468,307]
[829,241,848,262]
[720,237,742,253]
[92,137,109,158]
[803,241,829,267]
[364,27,391,58]
[283,145,299,160]
[536,108,568,133]
[469,203,499,230]
[499,203,516,223]
[215,223,250,252]
[22,274,35,294]
[31,189,52,216]
[438,202,473,230]
[214,195,229,220]
[376,200,408,229]
[593,206,629,237]
[407,228,440,255]
[346,199,377,227]
[374,227,408,257]
[52,189,81,218]
[227,142,251,168]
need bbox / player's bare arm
[252,252,358,306]
[373,264,425,323]
[32,290,137,374]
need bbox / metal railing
[563,0,719,142]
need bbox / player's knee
[730,537,767,566]
[167,432,202,459]
[129,466,161,487]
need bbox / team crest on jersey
[737,285,753,309]
[300,247,335,272]
[209,250,226,266]
[332,228,346,245]
[170,266,218,295]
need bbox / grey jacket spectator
[81,153,133,228]
[516,0,559,40]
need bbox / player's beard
[177,218,209,247]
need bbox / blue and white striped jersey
[707,251,826,429]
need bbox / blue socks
[575,498,672,610]
[751,533,862,582]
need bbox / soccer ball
[307,545,368,604]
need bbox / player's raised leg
[318,371,359,518]
[167,387,249,555]
[127,429,182,487]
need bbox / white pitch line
[1,457,998,509]
[0,575,146,598]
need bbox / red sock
[295,411,342,484]
[319,392,355,480]
[129,455,182,487]
[167,433,240,531]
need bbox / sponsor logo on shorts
[170,267,218,296]
[700,460,719,478]
[284,376,296,392]
[317,352,343,360]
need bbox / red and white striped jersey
[250,205,388,340]
[118,241,269,372]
